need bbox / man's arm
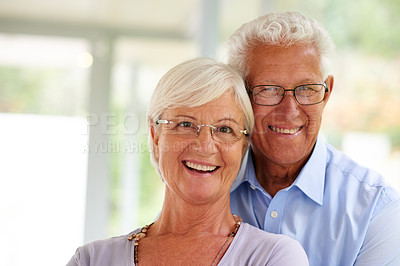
[355,199,400,265]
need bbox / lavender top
[67,222,308,265]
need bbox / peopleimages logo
[82,140,150,153]
[84,112,148,136]
[82,112,249,154]
[82,113,150,154]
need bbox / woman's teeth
[185,161,217,172]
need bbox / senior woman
[67,57,308,265]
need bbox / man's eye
[297,86,318,93]
[264,87,279,92]
[177,121,193,128]
[256,86,279,95]
[217,126,234,134]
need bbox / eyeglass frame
[247,82,329,106]
[155,119,248,143]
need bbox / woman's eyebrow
[174,115,240,125]
[215,118,239,124]
[175,114,196,120]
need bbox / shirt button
[271,211,278,218]
[250,185,256,190]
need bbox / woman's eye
[177,121,193,128]
[218,126,233,134]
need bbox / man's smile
[269,125,302,135]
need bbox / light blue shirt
[230,137,400,266]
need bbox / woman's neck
[148,190,236,237]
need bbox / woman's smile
[183,160,220,173]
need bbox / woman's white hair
[225,11,335,79]
[147,57,254,178]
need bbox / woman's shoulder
[239,223,303,248]
[81,232,132,250]
[221,223,309,265]
[66,229,140,266]
[241,222,296,242]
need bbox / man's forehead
[246,46,323,85]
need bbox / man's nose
[276,91,301,119]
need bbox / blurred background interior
[1,0,399,265]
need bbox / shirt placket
[263,189,288,233]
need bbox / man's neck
[252,149,310,197]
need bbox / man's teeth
[185,161,217,172]
[270,126,301,134]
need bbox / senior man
[227,11,400,266]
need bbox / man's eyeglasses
[156,118,248,143]
[248,82,328,106]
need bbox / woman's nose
[191,126,218,153]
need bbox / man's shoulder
[325,143,397,191]
[323,142,400,214]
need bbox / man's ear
[150,125,160,159]
[324,75,334,102]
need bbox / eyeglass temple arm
[240,129,248,136]
[156,119,172,125]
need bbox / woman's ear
[150,125,160,159]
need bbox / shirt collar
[230,148,273,194]
[231,137,327,205]
[231,147,252,192]
[294,137,326,205]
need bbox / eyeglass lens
[161,120,245,143]
[252,84,326,105]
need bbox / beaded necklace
[128,216,242,265]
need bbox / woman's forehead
[164,105,243,123]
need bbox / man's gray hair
[225,11,335,79]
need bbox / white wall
[0,114,88,265]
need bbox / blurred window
[0,34,90,266]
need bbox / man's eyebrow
[253,79,320,86]
[297,79,320,84]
